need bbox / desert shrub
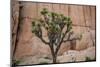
[85,57,96,61]
[12,59,21,66]
[39,61,49,64]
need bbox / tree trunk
[49,45,57,63]
[49,43,57,63]
[52,54,57,63]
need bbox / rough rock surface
[57,46,95,63]
[17,46,95,65]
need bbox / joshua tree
[32,8,82,63]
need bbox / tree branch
[40,37,50,45]
[36,27,49,45]
[55,30,69,54]
[62,31,82,43]
[63,37,80,42]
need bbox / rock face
[18,55,52,65]
[75,31,95,50]
[11,0,19,58]
[17,46,95,65]
[13,2,96,64]
[57,46,96,63]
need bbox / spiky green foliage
[32,8,82,63]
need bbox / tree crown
[32,8,72,37]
